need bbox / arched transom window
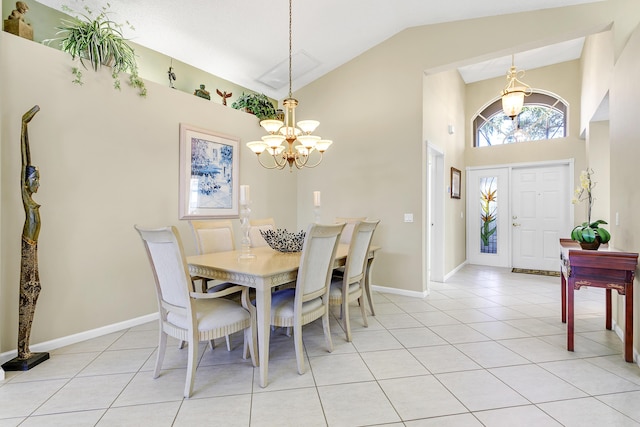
[473,92,567,147]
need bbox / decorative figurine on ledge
[216,89,232,106]
[1,105,50,371]
[7,1,29,21]
[194,84,210,100]
[4,1,33,40]
[168,66,176,89]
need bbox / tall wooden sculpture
[2,105,50,370]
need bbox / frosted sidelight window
[480,177,497,254]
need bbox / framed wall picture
[179,124,240,219]
[451,167,461,199]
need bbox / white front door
[467,168,510,267]
[511,164,571,271]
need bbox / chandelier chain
[245,0,332,171]
[288,0,293,99]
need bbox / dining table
[187,243,380,387]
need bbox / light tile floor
[2,265,640,426]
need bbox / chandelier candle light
[238,185,256,260]
[246,0,332,171]
[501,55,532,120]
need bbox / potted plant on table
[44,3,146,97]
[570,168,611,250]
[231,92,277,120]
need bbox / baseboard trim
[0,312,158,365]
[371,284,428,299]
[444,260,468,281]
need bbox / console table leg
[605,289,612,330]
[567,279,574,352]
[625,287,633,362]
[561,273,567,323]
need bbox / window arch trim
[473,90,568,147]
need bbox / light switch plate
[404,213,413,223]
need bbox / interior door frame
[466,159,574,268]
[424,141,445,288]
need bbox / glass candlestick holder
[238,201,256,261]
[314,206,321,223]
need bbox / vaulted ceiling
[38,0,601,99]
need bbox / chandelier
[501,55,532,120]
[246,0,332,170]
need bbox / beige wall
[294,1,628,293]
[580,30,614,136]
[3,0,640,357]
[586,121,611,225]
[0,13,4,362]
[292,28,425,293]
[607,22,640,347]
[0,33,296,353]
[423,70,467,274]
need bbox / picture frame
[451,167,461,199]
[179,124,240,219]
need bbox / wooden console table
[559,238,638,362]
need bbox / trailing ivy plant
[231,92,276,120]
[44,3,146,97]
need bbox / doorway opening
[426,142,445,287]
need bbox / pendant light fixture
[246,0,332,170]
[501,55,532,120]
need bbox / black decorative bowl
[259,229,306,252]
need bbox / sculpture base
[3,20,33,41]
[2,352,49,371]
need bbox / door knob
[512,222,521,227]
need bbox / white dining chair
[248,217,276,248]
[189,220,235,293]
[269,222,345,374]
[335,216,367,244]
[329,220,380,341]
[189,219,238,351]
[134,225,256,398]
[332,217,367,280]
[190,220,235,256]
